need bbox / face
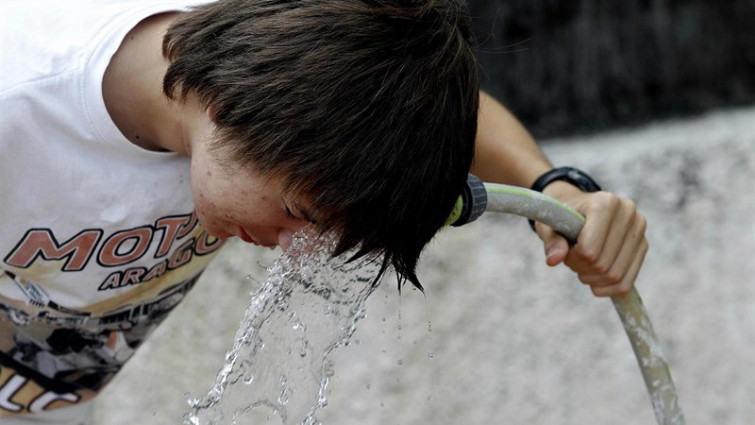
[188,122,312,251]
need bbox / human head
[162,0,479,288]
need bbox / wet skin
[189,115,312,250]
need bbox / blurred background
[96,1,754,424]
[468,0,755,138]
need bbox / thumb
[537,224,569,267]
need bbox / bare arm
[470,92,552,187]
[471,92,649,297]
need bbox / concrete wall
[95,106,755,425]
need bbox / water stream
[183,233,382,425]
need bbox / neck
[103,12,194,156]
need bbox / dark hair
[163,0,479,289]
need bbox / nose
[276,218,311,251]
[273,212,313,251]
[277,228,294,251]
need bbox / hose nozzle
[447,174,487,227]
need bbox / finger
[578,233,640,287]
[582,198,639,275]
[577,208,646,286]
[535,222,569,267]
[565,192,620,270]
[590,238,649,298]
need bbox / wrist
[541,180,585,202]
[528,166,602,232]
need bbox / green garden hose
[449,176,686,425]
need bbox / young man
[0,0,647,423]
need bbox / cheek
[190,167,225,230]
[192,175,246,224]
[191,187,215,229]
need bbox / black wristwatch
[529,166,602,231]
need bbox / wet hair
[163,0,479,289]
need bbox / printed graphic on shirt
[0,212,224,415]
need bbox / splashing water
[183,233,381,425]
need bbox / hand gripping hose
[448,175,686,425]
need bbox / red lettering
[3,229,102,271]
[98,272,122,290]
[6,212,215,289]
[142,260,168,282]
[168,238,195,269]
[98,227,152,267]
[121,267,146,287]
[195,231,223,255]
[176,211,198,239]
[154,215,191,258]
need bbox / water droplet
[185,394,199,408]
[278,390,290,405]
[427,352,435,359]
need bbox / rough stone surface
[95,107,754,425]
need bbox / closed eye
[285,202,318,225]
[285,205,296,219]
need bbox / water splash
[184,232,381,425]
